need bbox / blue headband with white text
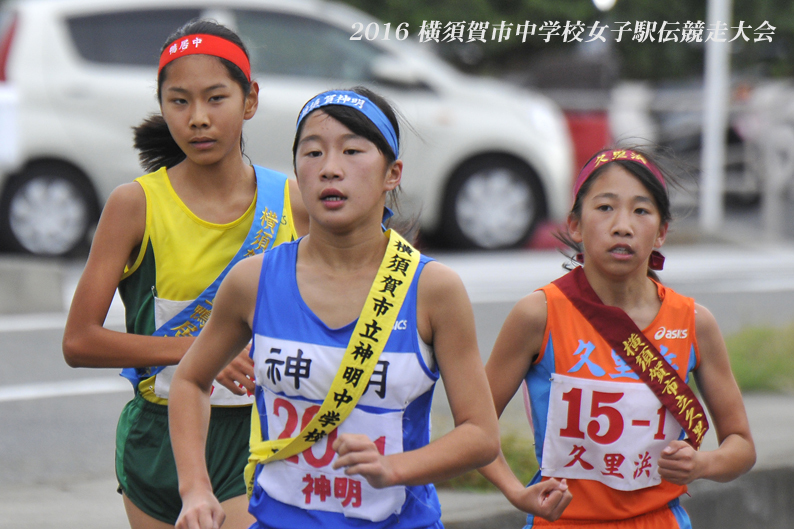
[296,90,399,158]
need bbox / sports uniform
[115,165,296,524]
[524,270,699,528]
[247,240,443,529]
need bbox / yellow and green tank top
[117,166,296,406]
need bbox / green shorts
[115,393,251,524]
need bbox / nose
[320,149,343,180]
[612,207,633,237]
[189,101,210,129]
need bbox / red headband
[158,34,251,81]
[572,149,666,200]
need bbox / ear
[384,159,402,192]
[243,81,259,121]
[654,221,668,249]
[567,213,583,244]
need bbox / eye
[635,206,651,215]
[596,204,612,212]
[343,148,360,155]
[304,149,322,158]
[209,94,227,102]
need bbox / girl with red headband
[63,20,308,529]
[478,147,755,527]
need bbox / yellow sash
[245,230,420,496]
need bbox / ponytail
[132,115,186,173]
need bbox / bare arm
[332,261,500,487]
[62,182,255,395]
[658,303,756,484]
[170,256,261,529]
[478,291,571,521]
[62,183,194,368]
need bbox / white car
[0,0,573,255]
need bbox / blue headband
[296,90,399,158]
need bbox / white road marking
[0,377,130,403]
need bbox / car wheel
[441,156,545,250]
[0,163,96,256]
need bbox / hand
[215,345,255,396]
[658,440,701,485]
[175,489,225,529]
[331,433,396,489]
[507,478,571,521]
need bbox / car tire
[0,162,97,256]
[440,155,546,250]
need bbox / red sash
[553,266,709,449]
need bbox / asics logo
[393,320,407,331]
[654,327,688,340]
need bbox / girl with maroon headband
[478,147,755,527]
[63,20,307,529]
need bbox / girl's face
[294,110,401,232]
[568,164,667,277]
[159,54,257,167]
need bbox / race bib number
[256,390,406,521]
[541,374,683,491]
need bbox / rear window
[67,9,201,66]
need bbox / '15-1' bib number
[541,374,683,491]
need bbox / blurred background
[0,0,791,257]
[0,1,793,528]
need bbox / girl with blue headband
[168,86,501,529]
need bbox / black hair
[558,145,682,280]
[133,19,253,173]
[292,87,418,240]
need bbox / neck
[175,152,251,194]
[302,222,389,272]
[582,264,657,313]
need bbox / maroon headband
[572,149,666,200]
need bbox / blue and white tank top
[249,240,442,528]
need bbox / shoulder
[508,290,549,336]
[103,182,146,222]
[223,253,266,302]
[694,302,721,344]
[416,260,466,300]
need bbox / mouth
[320,188,346,204]
[608,244,634,256]
[189,137,216,148]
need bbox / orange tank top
[527,273,700,523]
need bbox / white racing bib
[256,388,406,521]
[541,373,683,491]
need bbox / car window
[67,9,201,66]
[235,10,385,81]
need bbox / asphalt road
[1,240,794,527]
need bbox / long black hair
[133,19,253,173]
